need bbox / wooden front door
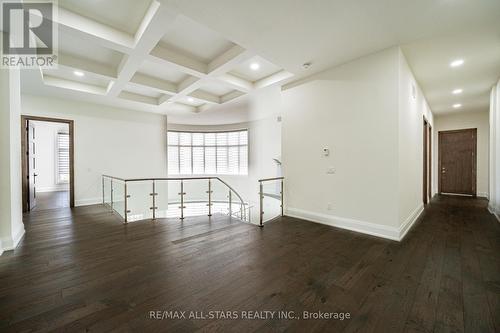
[28,121,38,210]
[438,128,477,196]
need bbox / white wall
[489,80,500,220]
[31,121,70,192]
[433,111,490,197]
[0,67,25,254]
[281,47,434,241]
[282,47,401,239]
[398,49,434,230]
[21,94,168,206]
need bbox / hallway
[0,196,498,332]
[31,191,70,211]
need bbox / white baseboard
[398,204,424,241]
[285,204,425,242]
[477,192,489,199]
[488,204,500,222]
[286,207,400,241]
[75,197,102,207]
[1,223,25,253]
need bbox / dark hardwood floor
[0,195,499,332]
[31,191,70,211]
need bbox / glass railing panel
[103,177,112,208]
[183,179,210,217]
[260,179,283,224]
[112,180,126,218]
[211,179,230,215]
[165,180,182,218]
[229,190,245,220]
[126,180,153,222]
[155,180,169,218]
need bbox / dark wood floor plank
[0,195,499,332]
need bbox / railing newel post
[124,181,128,224]
[207,178,212,217]
[281,178,284,217]
[102,176,105,205]
[110,179,114,212]
[259,181,264,227]
[180,180,185,220]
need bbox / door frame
[438,128,477,196]
[428,123,432,200]
[21,115,75,212]
[423,117,429,204]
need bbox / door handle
[34,173,38,177]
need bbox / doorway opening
[423,117,432,204]
[21,116,75,212]
[438,128,477,196]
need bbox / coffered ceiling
[19,0,500,120]
[21,0,293,114]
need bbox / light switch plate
[327,167,335,174]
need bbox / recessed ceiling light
[450,59,464,68]
[453,103,462,108]
[74,70,84,77]
[187,97,194,102]
[250,62,260,71]
[452,88,463,94]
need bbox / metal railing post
[124,182,128,223]
[207,179,212,217]
[259,182,263,227]
[110,179,114,211]
[102,176,105,205]
[228,190,232,217]
[179,180,185,220]
[150,180,157,220]
[280,178,284,217]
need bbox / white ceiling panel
[59,0,153,35]
[43,67,110,87]
[159,15,235,63]
[137,60,189,84]
[229,56,282,83]
[59,30,124,68]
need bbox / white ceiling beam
[107,2,178,97]
[149,45,207,77]
[57,53,117,79]
[167,77,205,104]
[217,73,253,93]
[130,73,177,95]
[208,45,254,74]
[196,104,212,113]
[118,91,158,105]
[220,90,245,104]
[254,70,294,89]
[189,90,221,104]
[33,8,135,54]
[43,75,107,95]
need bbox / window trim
[168,129,249,176]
